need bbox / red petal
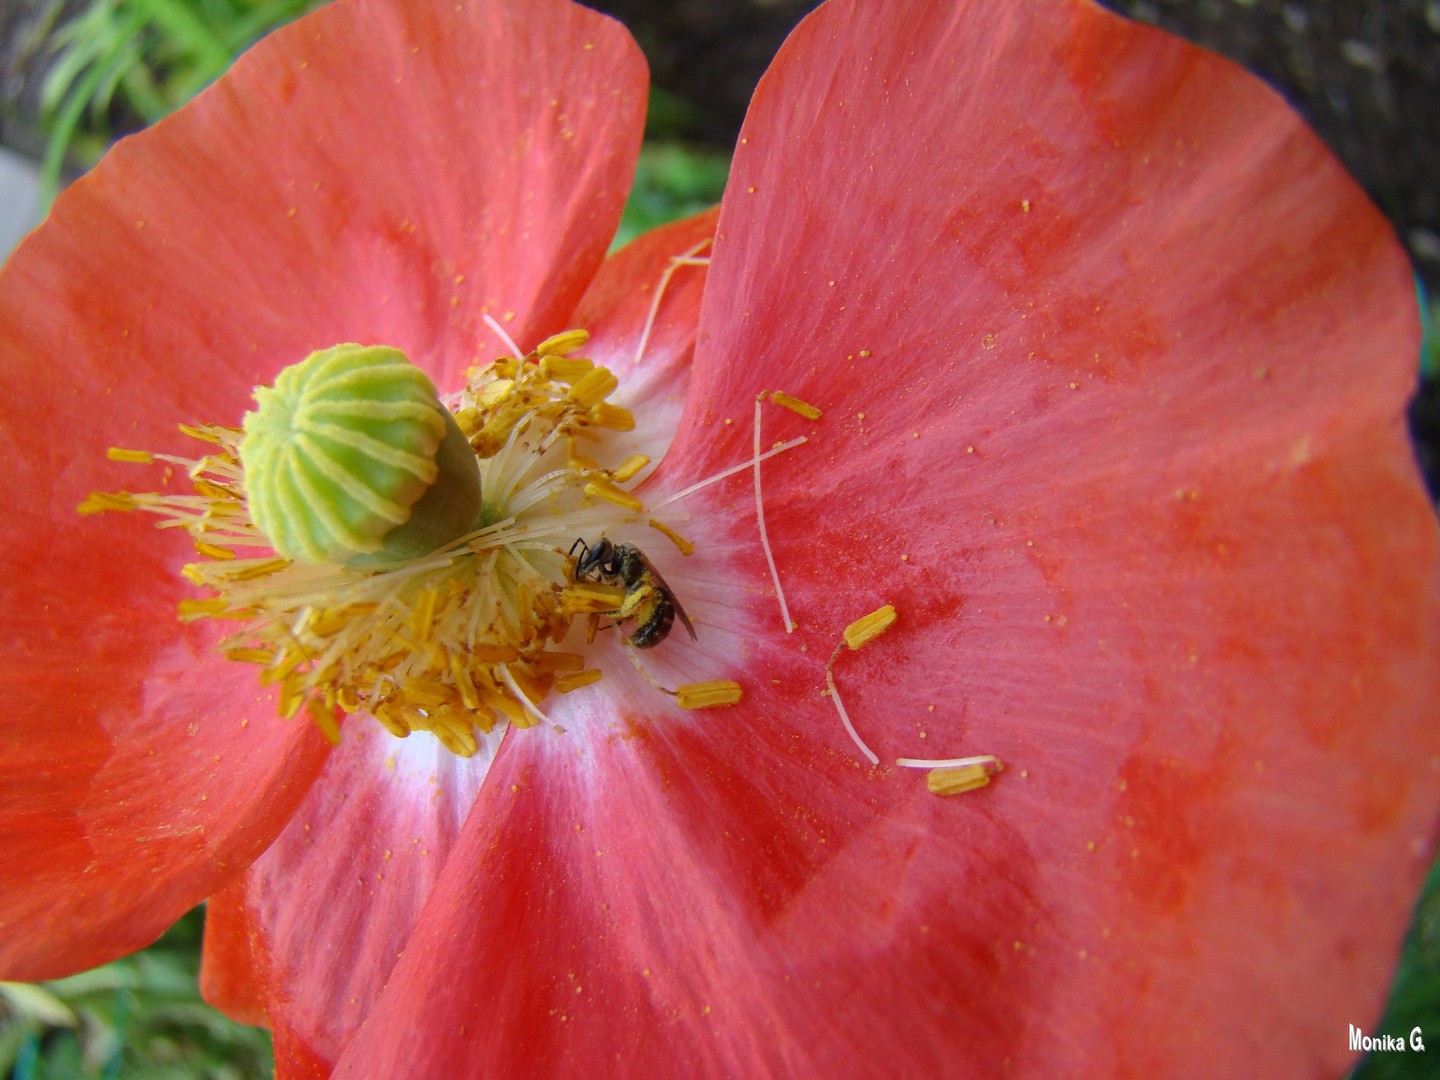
[332,0,1438,1076]
[0,0,645,979]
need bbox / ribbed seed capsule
[240,344,481,564]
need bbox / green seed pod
[240,344,481,564]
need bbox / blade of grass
[39,27,143,210]
[126,0,233,74]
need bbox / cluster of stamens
[82,330,728,757]
[83,312,1002,794]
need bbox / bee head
[570,536,617,578]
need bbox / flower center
[83,329,738,757]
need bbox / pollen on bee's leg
[562,582,627,614]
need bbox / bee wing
[633,548,698,642]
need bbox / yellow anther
[178,423,225,443]
[402,677,452,708]
[78,491,137,514]
[177,597,232,621]
[426,707,479,757]
[409,586,441,644]
[676,680,743,709]
[106,447,154,464]
[485,689,528,724]
[769,391,822,420]
[555,669,603,693]
[224,647,273,664]
[471,644,521,664]
[531,651,585,674]
[927,763,995,796]
[193,479,239,501]
[584,479,643,512]
[476,379,515,408]
[220,558,292,582]
[539,354,594,382]
[371,704,410,738]
[568,367,618,408]
[535,328,591,356]
[278,673,307,719]
[306,701,343,745]
[588,403,635,431]
[453,406,482,436]
[611,455,650,483]
[450,655,481,709]
[194,541,236,561]
[647,519,694,556]
[843,604,896,650]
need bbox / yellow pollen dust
[81,328,729,757]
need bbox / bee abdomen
[629,596,675,649]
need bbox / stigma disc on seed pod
[239,343,482,565]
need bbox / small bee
[569,537,696,649]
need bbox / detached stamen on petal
[897,755,1006,796]
[827,606,1004,794]
[751,388,822,634]
[825,606,893,766]
[633,238,712,368]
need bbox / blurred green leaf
[37,0,323,208]
[1350,852,1440,1079]
[1,909,273,1080]
[615,142,730,248]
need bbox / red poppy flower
[2,0,1436,1077]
